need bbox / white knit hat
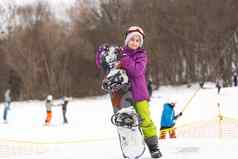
[125,26,145,48]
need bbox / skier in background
[216,76,223,94]
[45,95,54,126]
[233,72,237,87]
[59,96,69,124]
[159,102,182,139]
[234,64,238,86]
[3,89,11,123]
[199,80,205,89]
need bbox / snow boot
[145,136,162,158]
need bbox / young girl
[96,26,162,158]
[119,26,162,158]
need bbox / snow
[0,83,238,158]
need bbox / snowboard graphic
[112,107,146,159]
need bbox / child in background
[45,95,54,126]
[159,102,182,139]
[216,76,223,94]
[59,96,69,124]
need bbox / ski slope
[0,83,238,159]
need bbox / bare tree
[1,0,238,100]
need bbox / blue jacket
[160,103,176,128]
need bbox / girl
[96,26,162,158]
[119,26,162,158]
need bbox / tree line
[0,0,238,101]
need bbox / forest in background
[0,0,238,101]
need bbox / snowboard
[112,107,146,159]
[97,44,146,158]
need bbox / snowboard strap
[111,112,142,129]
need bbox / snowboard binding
[102,69,130,93]
[111,108,142,129]
[98,44,130,93]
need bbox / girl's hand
[114,61,122,69]
[118,47,128,58]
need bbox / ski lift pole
[217,102,223,120]
[181,87,201,113]
[217,102,223,139]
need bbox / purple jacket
[120,47,149,101]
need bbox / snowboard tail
[112,107,146,159]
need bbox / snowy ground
[0,83,238,159]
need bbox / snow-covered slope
[0,84,238,159]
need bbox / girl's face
[127,35,141,50]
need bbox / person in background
[3,89,11,123]
[45,95,54,126]
[233,72,237,87]
[216,76,223,94]
[59,96,69,124]
[199,80,205,89]
[159,102,182,139]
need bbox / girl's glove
[118,47,128,58]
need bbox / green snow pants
[134,100,157,138]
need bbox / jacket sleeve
[161,105,175,127]
[174,112,182,120]
[120,52,147,78]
